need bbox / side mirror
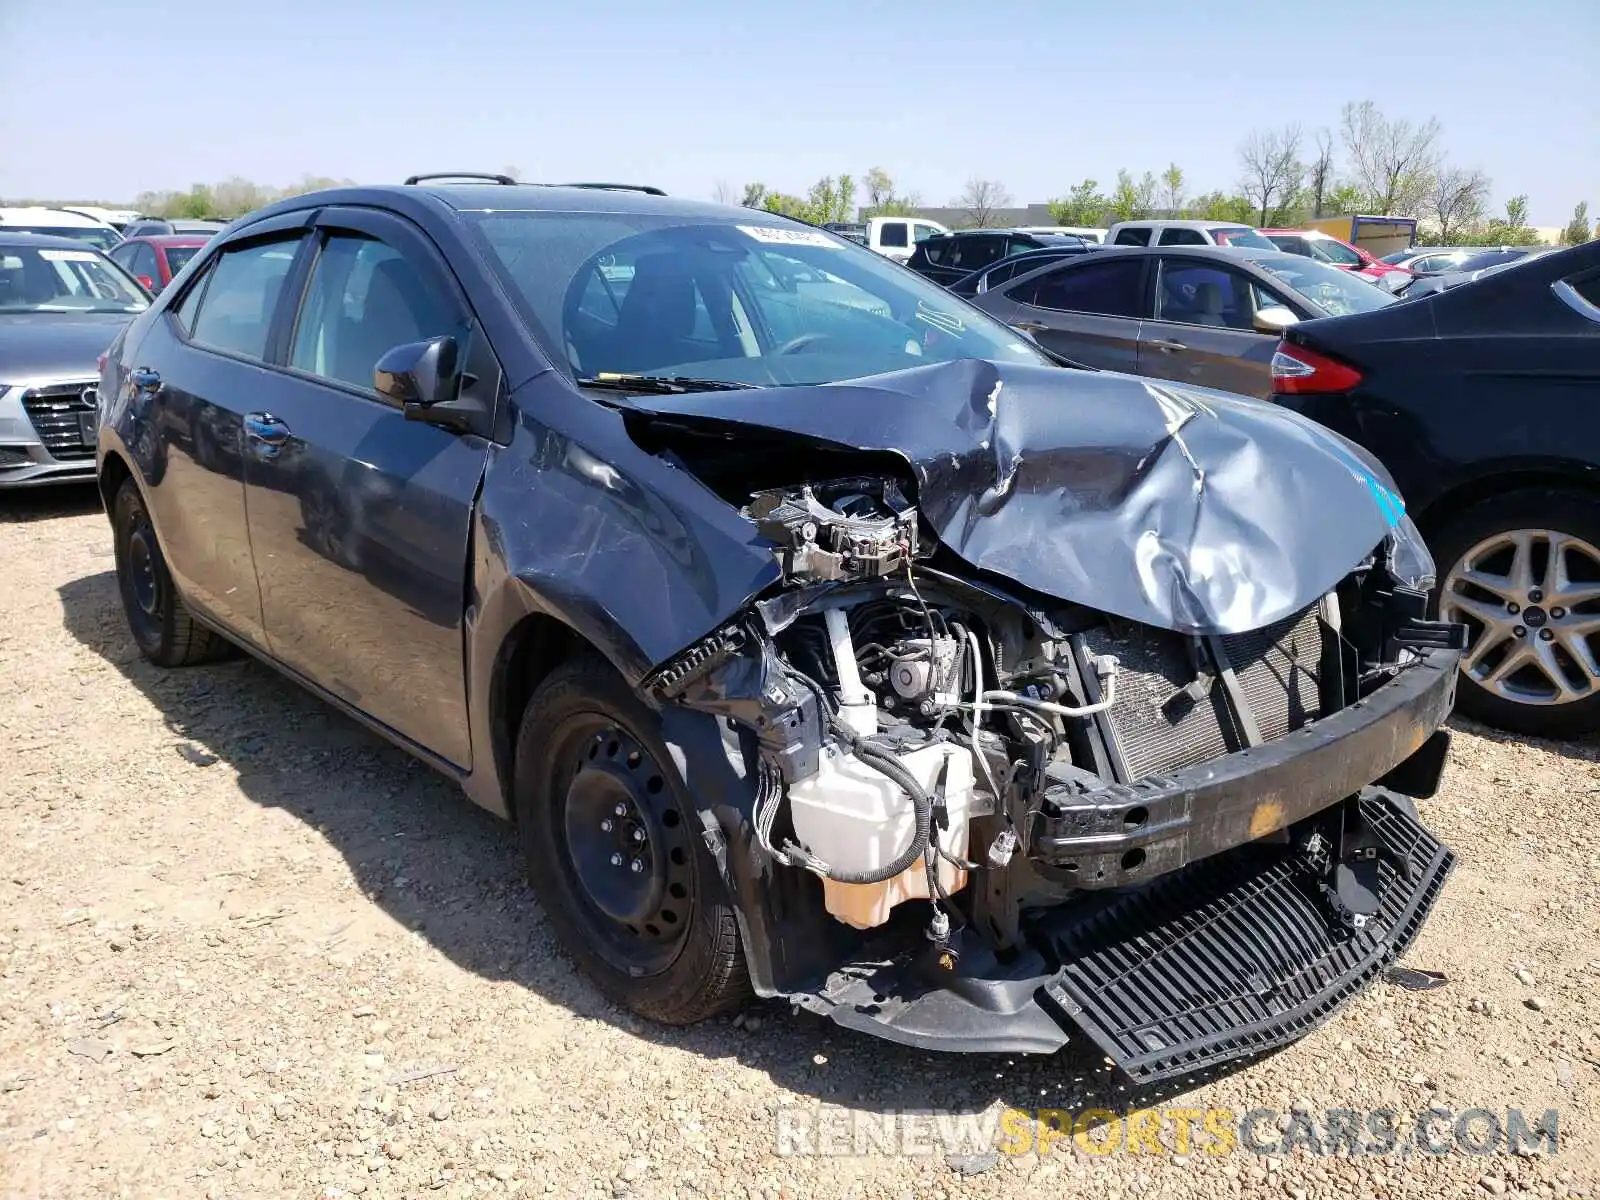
[1252,305,1299,334]
[375,335,490,437]
[375,335,459,410]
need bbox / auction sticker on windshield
[737,225,843,249]
[39,249,101,262]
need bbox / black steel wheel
[514,654,749,1024]
[111,478,230,667]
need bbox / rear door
[239,206,496,768]
[121,219,312,649]
[1138,256,1281,397]
[997,255,1148,372]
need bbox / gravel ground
[2,486,1597,1200]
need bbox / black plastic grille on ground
[1082,606,1325,781]
[1039,793,1454,1084]
[21,383,98,459]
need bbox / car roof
[0,206,110,228]
[0,230,107,251]
[1111,218,1256,229]
[1072,244,1284,264]
[120,233,214,246]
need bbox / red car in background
[1260,229,1411,285]
[106,234,212,295]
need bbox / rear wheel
[513,655,750,1023]
[1432,489,1600,737]
[111,478,231,667]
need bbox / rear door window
[955,235,1004,271]
[1157,227,1207,246]
[1012,258,1146,317]
[877,222,909,249]
[1112,227,1151,246]
[187,238,301,361]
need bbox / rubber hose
[812,717,934,885]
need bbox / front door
[1138,257,1279,397]
[240,208,494,768]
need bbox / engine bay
[646,475,1465,984]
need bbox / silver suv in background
[0,233,148,487]
[1106,218,1277,249]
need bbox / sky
[1,0,1595,226]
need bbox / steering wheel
[772,332,834,356]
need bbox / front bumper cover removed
[792,651,1459,1082]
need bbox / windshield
[1255,254,1395,317]
[1380,249,1417,265]
[1455,249,1534,272]
[164,245,201,275]
[8,224,121,252]
[1210,227,1276,249]
[1305,236,1364,267]
[0,244,149,313]
[467,211,1051,387]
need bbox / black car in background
[945,243,1096,298]
[906,229,1087,287]
[1273,240,1600,735]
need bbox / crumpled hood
[0,312,133,384]
[627,358,1422,635]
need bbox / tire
[111,478,231,668]
[513,654,750,1024]
[1429,488,1600,738]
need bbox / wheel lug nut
[609,852,623,867]
[614,803,626,817]
[1539,629,1554,642]
[1507,602,1520,614]
[1552,606,1567,619]
[600,819,614,833]
[1529,589,1543,603]
[629,859,644,874]
[632,829,645,843]
[1514,626,1527,638]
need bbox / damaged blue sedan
[95,176,1466,1083]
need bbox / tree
[1191,191,1256,224]
[956,178,1011,227]
[1562,201,1593,245]
[1307,128,1336,218]
[740,182,769,208]
[1106,170,1146,222]
[712,180,738,205]
[1160,164,1185,217]
[1339,100,1441,215]
[1048,179,1106,226]
[1238,124,1304,225]
[1504,194,1530,230]
[1421,165,1491,242]
[1136,171,1160,217]
[1323,182,1364,216]
[864,167,895,210]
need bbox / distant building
[861,203,1061,228]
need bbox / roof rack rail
[404,172,518,186]
[558,182,667,196]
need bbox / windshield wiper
[577,373,759,394]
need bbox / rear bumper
[796,789,1455,1081]
[1026,650,1458,887]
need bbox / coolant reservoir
[786,742,975,930]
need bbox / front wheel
[513,655,750,1024]
[1431,488,1600,737]
[111,478,232,668]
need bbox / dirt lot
[1,487,1597,1200]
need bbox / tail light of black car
[1271,340,1364,395]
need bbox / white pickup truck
[846,216,949,262]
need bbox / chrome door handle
[244,412,290,459]
[1148,339,1188,353]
